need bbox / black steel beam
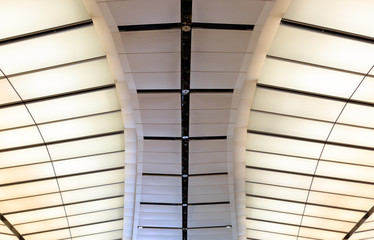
[181,1,192,239]
[143,136,227,140]
[136,89,234,93]
[118,23,180,31]
[118,22,254,32]
[192,22,254,31]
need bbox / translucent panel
[246,229,297,240]
[0,126,42,150]
[246,151,317,174]
[329,124,374,148]
[269,25,374,74]
[58,169,124,191]
[246,208,301,225]
[15,217,67,235]
[259,58,363,99]
[12,59,114,100]
[0,192,62,213]
[27,88,120,123]
[246,168,312,190]
[5,206,66,224]
[62,183,124,204]
[68,208,124,227]
[48,133,124,160]
[351,230,374,240]
[316,160,374,183]
[70,220,123,237]
[39,112,123,142]
[0,26,104,75]
[54,152,124,175]
[71,230,123,240]
[251,88,345,121]
[65,197,124,216]
[249,111,332,141]
[246,183,308,202]
[0,80,21,104]
[322,144,374,167]
[0,179,59,201]
[304,205,364,222]
[25,228,70,240]
[312,177,374,199]
[247,133,323,159]
[298,227,345,240]
[246,219,299,235]
[284,0,374,38]
[0,0,89,40]
[339,103,374,128]
[0,162,55,185]
[246,196,305,215]
[0,105,33,129]
[0,146,49,168]
[0,234,18,240]
[302,216,354,232]
[308,191,372,211]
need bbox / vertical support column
[180,0,192,239]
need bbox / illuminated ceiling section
[246,0,374,239]
[0,1,124,240]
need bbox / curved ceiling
[2,0,374,240]
[246,0,374,239]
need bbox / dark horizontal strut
[143,136,227,140]
[137,89,234,93]
[281,18,374,44]
[0,20,93,45]
[118,22,254,32]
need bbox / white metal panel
[105,0,180,25]
[192,0,267,24]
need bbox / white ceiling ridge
[82,1,138,239]
[231,1,292,239]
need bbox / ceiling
[1,0,374,240]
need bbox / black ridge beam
[0,213,24,240]
[181,0,192,239]
[192,22,254,31]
